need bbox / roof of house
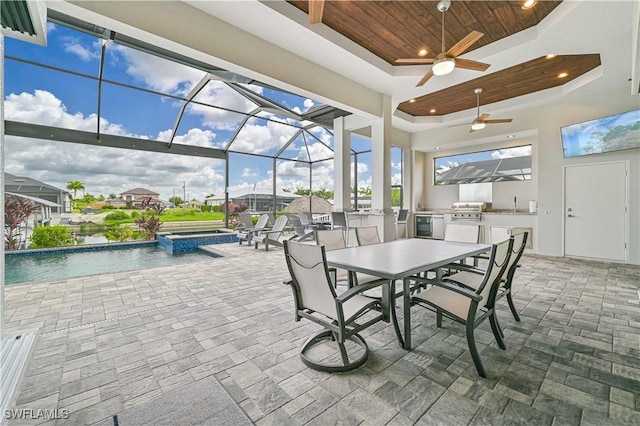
[6,192,61,208]
[4,173,69,195]
[206,188,301,200]
[121,188,160,196]
[283,195,333,214]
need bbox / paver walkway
[4,243,640,425]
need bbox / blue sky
[5,21,403,202]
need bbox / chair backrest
[267,213,277,227]
[490,226,510,243]
[331,211,347,228]
[355,226,380,246]
[238,212,253,228]
[288,214,305,236]
[444,224,480,243]
[271,215,288,232]
[297,212,311,226]
[504,231,528,286]
[396,209,408,223]
[284,241,337,319]
[255,214,269,230]
[315,229,346,251]
[475,238,513,307]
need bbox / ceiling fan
[308,0,325,24]
[469,88,513,132]
[396,0,490,86]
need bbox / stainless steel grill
[451,202,485,221]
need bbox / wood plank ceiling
[286,1,601,117]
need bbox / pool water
[5,246,213,285]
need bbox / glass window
[434,145,532,185]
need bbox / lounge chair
[253,215,288,251]
[237,213,268,246]
[288,214,315,242]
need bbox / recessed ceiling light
[434,146,441,150]
[545,54,557,59]
[430,108,437,113]
[522,0,537,10]
[418,49,428,57]
[409,99,416,103]
[557,72,569,78]
[506,134,516,139]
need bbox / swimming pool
[5,245,215,285]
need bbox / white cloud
[303,99,315,111]
[491,145,531,159]
[5,91,226,201]
[62,37,100,62]
[241,167,257,178]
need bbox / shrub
[100,205,115,210]
[105,210,130,221]
[130,211,140,219]
[212,205,221,213]
[105,225,136,242]
[201,205,212,212]
[29,226,74,248]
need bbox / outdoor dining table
[325,238,490,350]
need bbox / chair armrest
[336,279,389,303]
[444,263,486,275]
[410,277,482,302]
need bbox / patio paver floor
[4,242,640,425]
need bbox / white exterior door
[564,162,628,262]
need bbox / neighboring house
[107,188,161,209]
[4,173,71,213]
[6,192,60,227]
[205,188,300,212]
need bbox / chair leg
[489,313,506,350]
[337,340,349,366]
[506,293,521,321]
[436,311,442,328]
[465,321,486,378]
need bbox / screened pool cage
[3,10,383,227]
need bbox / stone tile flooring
[3,242,640,425]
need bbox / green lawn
[102,209,225,226]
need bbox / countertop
[415,209,537,216]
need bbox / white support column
[333,116,351,211]
[370,95,395,241]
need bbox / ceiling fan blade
[478,113,491,121]
[447,30,484,57]
[309,0,325,24]
[416,69,434,87]
[455,58,490,72]
[395,58,436,64]
[484,119,513,124]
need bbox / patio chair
[283,240,389,372]
[444,232,528,322]
[315,229,383,288]
[288,214,315,242]
[410,237,513,378]
[355,226,380,246]
[253,215,288,251]
[396,209,409,239]
[267,212,277,227]
[237,213,268,246]
[236,212,254,230]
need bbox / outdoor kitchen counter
[417,209,536,215]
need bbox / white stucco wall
[412,84,640,264]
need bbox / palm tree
[66,181,85,198]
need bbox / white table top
[325,238,490,280]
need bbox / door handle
[567,214,575,218]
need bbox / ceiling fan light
[432,57,455,76]
[522,0,537,10]
[471,120,486,131]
